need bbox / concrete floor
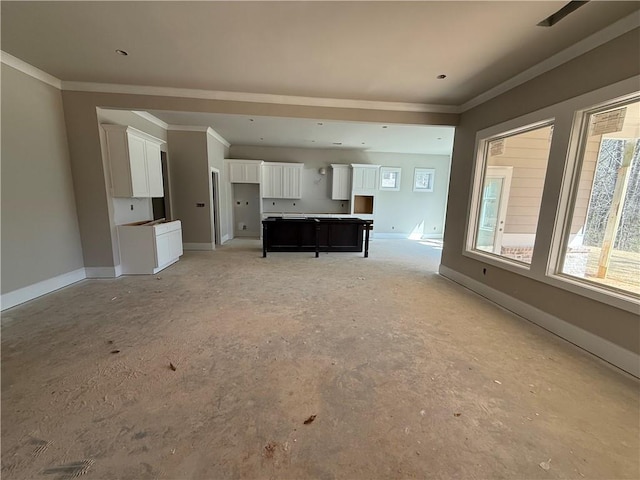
[1,239,638,479]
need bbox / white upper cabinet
[331,164,351,200]
[102,124,165,198]
[262,162,303,199]
[228,160,263,183]
[351,164,380,193]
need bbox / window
[557,97,640,297]
[380,167,401,191]
[413,168,435,192]
[468,121,554,265]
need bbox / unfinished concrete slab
[1,239,638,479]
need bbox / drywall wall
[441,29,640,355]
[206,131,231,242]
[232,184,262,237]
[1,64,84,293]
[59,90,455,268]
[167,130,213,247]
[229,146,451,237]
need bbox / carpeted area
[1,239,638,479]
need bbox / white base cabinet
[118,220,183,275]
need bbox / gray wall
[230,146,451,236]
[441,28,640,354]
[1,65,84,293]
[207,132,231,242]
[167,131,212,246]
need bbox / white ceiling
[2,1,638,105]
[3,1,638,154]
[149,110,456,154]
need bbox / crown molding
[61,80,456,114]
[205,127,231,148]
[166,124,231,147]
[1,51,62,89]
[459,10,640,112]
[131,110,169,129]
[4,9,638,118]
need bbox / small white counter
[118,220,183,275]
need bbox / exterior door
[476,166,512,254]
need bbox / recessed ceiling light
[361,142,365,145]
[260,137,264,140]
[436,74,447,79]
[115,49,128,56]
[437,137,442,140]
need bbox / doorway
[152,151,172,221]
[211,169,221,245]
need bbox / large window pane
[472,123,553,264]
[560,98,640,296]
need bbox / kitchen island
[262,217,373,258]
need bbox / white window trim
[379,166,402,191]
[462,75,640,315]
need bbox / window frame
[547,92,640,303]
[461,75,640,314]
[464,118,555,270]
[379,166,402,191]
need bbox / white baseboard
[374,233,444,240]
[438,265,639,378]
[1,268,86,311]
[183,242,215,251]
[374,233,408,239]
[85,266,120,278]
[221,234,230,244]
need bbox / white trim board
[132,110,169,129]
[1,268,86,311]
[183,243,215,251]
[438,265,639,378]
[0,51,62,89]
[221,234,230,244]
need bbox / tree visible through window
[560,98,640,296]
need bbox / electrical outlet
[130,204,134,211]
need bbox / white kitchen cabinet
[118,220,183,275]
[228,160,262,183]
[102,124,165,198]
[351,164,380,193]
[261,162,303,199]
[331,164,351,200]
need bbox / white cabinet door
[331,165,350,200]
[155,232,172,267]
[261,164,278,198]
[127,134,149,197]
[229,161,262,183]
[145,141,164,197]
[351,165,379,192]
[283,165,302,199]
[168,229,183,258]
[245,163,261,183]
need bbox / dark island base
[262,217,373,258]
